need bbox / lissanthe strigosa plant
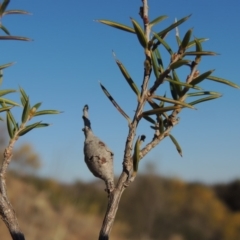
[81,0,240,239]
[0,1,60,240]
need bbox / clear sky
[1,0,240,184]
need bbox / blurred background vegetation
[0,125,240,240]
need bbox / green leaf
[0,105,12,112]
[19,87,28,105]
[172,70,182,96]
[115,60,140,96]
[0,36,32,41]
[0,89,16,97]
[194,38,202,63]
[206,76,240,89]
[165,78,202,90]
[152,95,195,109]
[183,51,217,56]
[151,50,160,78]
[169,81,178,100]
[32,102,42,110]
[141,106,183,116]
[169,134,182,157]
[18,121,42,136]
[170,60,191,70]
[4,106,18,131]
[6,111,14,139]
[34,123,50,128]
[158,115,164,133]
[186,91,221,97]
[154,15,191,39]
[0,0,10,16]
[188,95,221,106]
[186,38,209,49]
[96,20,135,34]
[154,48,164,72]
[3,10,31,16]
[152,32,173,55]
[131,18,147,48]
[191,70,215,85]
[149,15,168,28]
[0,97,20,106]
[143,115,156,124]
[0,24,10,35]
[179,28,193,53]
[21,97,30,123]
[99,82,131,124]
[0,62,15,70]
[34,110,61,116]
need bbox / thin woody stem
[0,118,30,240]
[98,1,151,239]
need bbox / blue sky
[1,0,240,184]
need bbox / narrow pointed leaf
[179,28,193,53]
[99,82,131,124]
[152,32,173,55]
[142,106,182,116]
[0,36,32,41]
[149,15,168,28]
[0,62,15,70]
[191,70,215,85]
[194,38,202,63]
[0,97,20,106]
[32,102,42,110]
[131,18,147,48]
[152,95,195,109]
[169,134,182,157]
[0,105,12,112]
[19,87,28,103]
[172,70,182,95]
[18,121,42,136]
[206,76,240,89]
[170,60,191,69]
[143,115,156,124]
[188,95,221,106]
[186,91,221,97]
[0,0,10,16]
[0,24,10,35]
[21,97,30,123]
[4,105,18,131]
[0,89,16,97]
[183,51,217,56]
[3,10,31,16]
[151,50,160,78]
[116,60,140,96]
[165,78,202,90]
[154,48,164,72]
[169,82,178,100]
[34,110,61,116]
[158,115,164,133]
[155,15,191,39]
[34,123,50,128]
[96,20,135,34]
[6,112,14,139]
[186,38,209,49]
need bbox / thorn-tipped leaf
[206,76,240,89]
